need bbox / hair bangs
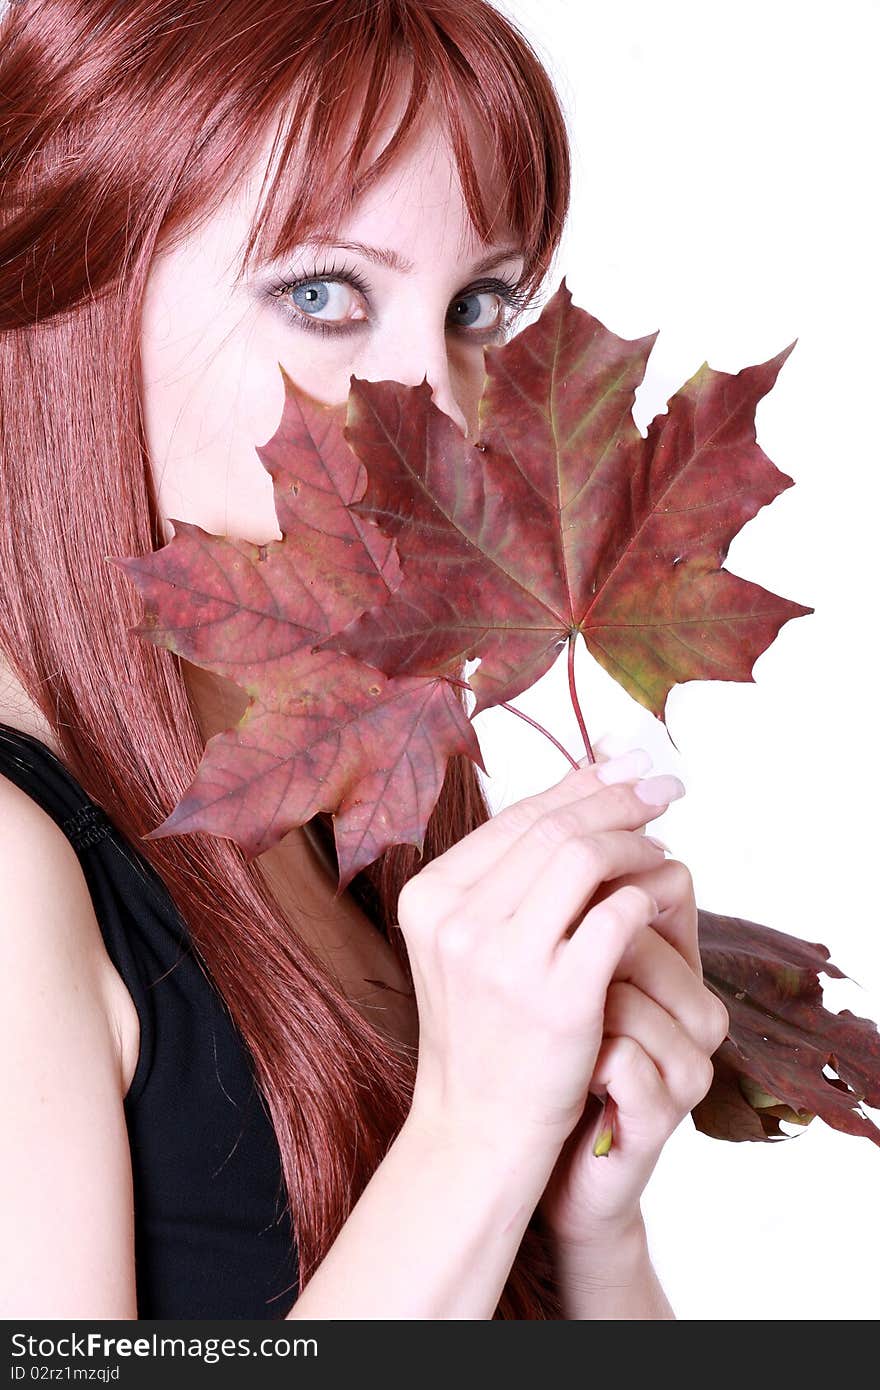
[235,3,569,302]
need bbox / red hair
[0,0,570,1317]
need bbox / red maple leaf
[317,279,812,731]
[110,382,484,887]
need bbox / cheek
[142,297,288,548]
[209,330,290,546]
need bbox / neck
[0,649,63,753]
[180,659,251,744]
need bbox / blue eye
[266,259,536,342]
[289,278,366,323]
[448,291,504,331]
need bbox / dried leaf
[318,280,812,731]
[110,375,483,888]
[694,908,880,1146]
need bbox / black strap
[60,801,114,850]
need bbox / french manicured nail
[635,774,686,805]
[595,748,653,784]
[645,835,671,852]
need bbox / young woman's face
[139,101,525,547]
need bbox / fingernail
[593,733,625,760]
[635,774,686,805]
[595,748,653,784]
[645,834,671,852]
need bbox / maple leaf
[109,377,484,889]
[113,279,814,884]
[316,278,813,730]
[694,909,880,1146]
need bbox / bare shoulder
[0,769,140,1099]
[0,768,141,1315]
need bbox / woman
[0,0,728,1319]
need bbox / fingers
[590,1033,672,1135]
[590,856,702,980]
[473,824,667,935]
[412,750,684,899]
[609,927,730,1057]
[549,882,661,1024]
[601,981,720,1113]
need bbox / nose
[360,323,470,438]
[421,365,469,438]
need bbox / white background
[475,0,880,1320]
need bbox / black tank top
[0,722,299,1319]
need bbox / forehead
[220,76,516,277]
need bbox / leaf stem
[444,675,581,769]
[567,632,596,765]
[592,1096,617,1158]
[565,632,615,1152]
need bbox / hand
[398,749,689,1177]
[537,843,730,1251]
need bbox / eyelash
[265,257,534,342]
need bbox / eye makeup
[264,255,537,344]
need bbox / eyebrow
[300,239,525,276]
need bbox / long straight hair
[0,0,570,1317]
